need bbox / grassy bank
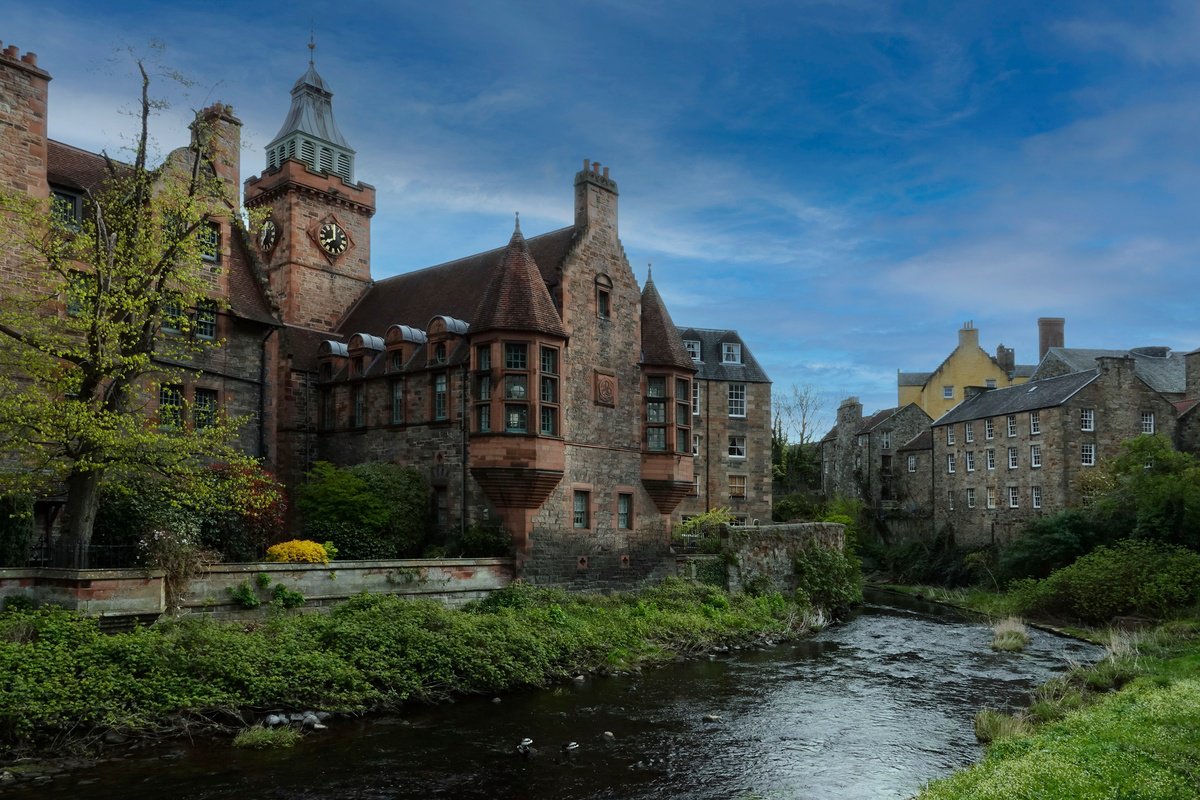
[0,579,822,756]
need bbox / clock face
[318,221,348,256]
[258,220,277,251]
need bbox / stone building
[930,357,1181,546]
[675,328,773,526]
[899,321,1037,419]
[820,399,931,510]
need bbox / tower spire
[308,31,316,65]
[264,42,356,182]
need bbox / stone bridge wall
[725,522,845,594]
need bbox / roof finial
[308,27,316,65]
[514,211,521,234]
[647,262,653,281]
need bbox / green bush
[998,510,1114,583]
[1007,540,1200,624]
[232,725,301,749]
[879,532,979,586]
[793,543,863,611]
[0,494,33,568]
[459,521,510,558]
[297,462,430,559]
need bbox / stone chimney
[0,41,52,198]
[958,321,979,350]
[995,344,1015,374]
[1096,355,1135,388]
[1186,348,1200,399]
[837,396,864,427]
[191,102,242,192]
[1038,317,1065,360]
[574,159,619,242]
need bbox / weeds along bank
[0,577,852,757]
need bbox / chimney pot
[603,166,609,178]
[4,46,17,57]
[22,52,36,66]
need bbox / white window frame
[881,432,891,449]
[946,427,955,445]
[985,378,997,389]
[986,449,996,471]
[1008,486,1019,508]
[966,487,976,509]
[985,418,995,439]
[1006,414,1017,437]
[1029,411,1040,435]
[1032,486,1042,509]
[727,383,746,418]
[728,436,746,459]
[721,342,742,364]
[729,474,747,498]
[1141,412,1155,435]
[907,454,916,473]
[1081,442,1096,466]
[946,454,956,474]
[965,451,975,471]
[684,339,701,362]
[1081,408,1094,432]
[986,487,996,509]
[1030,444,1041,468]
[965,422,974,443]
[943,385,954,400]
[692,434,701,457]
[1008,447,1018,470]
[692,381,701,416]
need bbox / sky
[7,0,1200,436]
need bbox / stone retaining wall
[725,522,845,594]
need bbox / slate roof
[858,407,900,433]
[641,277,695,370]
[1035,347,1185,394]
[897,371,932,387]
[898,429,932,452]
[337,227,575,337]
[675,327,771,383]
[271,63,351,148]
[1011,364,1037,378]
[471,222,566,338]
[934,369,1100,427]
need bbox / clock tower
[244,51,375,331]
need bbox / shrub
[265,540,329,565]
[459,521,510,558]
[990,617,1030,652]
[297,462,429,559]
[271,583,305,609]
[998,510,1113,583]
[973,709,1031,743]
[228,581,261,609]
[674,507,731,553]
[1007,540,1200,624]
[793,543,862,612]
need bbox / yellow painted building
[898,322,1036,420]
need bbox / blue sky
[8,1,1200,435]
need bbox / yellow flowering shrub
[265,539,329,565]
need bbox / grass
[972,709,1031,743]
[231,725,302,749]
[990,617,1030,652]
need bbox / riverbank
[886,584,1200,799]
[0,579,824,761]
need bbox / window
[966,488,976,509]
[907,454,917,473]
[1029,411,1040,435]
[858,435,867,447]
[193,388,217,429]
[1032,486,1042,509]
[1008,447,1018,469]
[504,343,527,370]
[693,474,702,495]
[985,419,995,439]
[434,373,448,421]
[684,340,701,362]
[321,388,335,430]
[159,385,183,427]
[1008,486,1019,508]
[693,434,701,456]
[722,342,742,364]
[947,454,956,474]
[506,404,529,433]
[162,295,186,334]
[195,301,217,340]
[617,493,633,530]
[729,475,747,498]
[986,378,997,389]
[965,451,975,472]
[540,346,559,436]
[476,345,491,372]
[943,385,954,400]
[881,432,892,449]
[728,436,746,458]
[646,427,666,451]
[1141,412,1155,435]
[1081,443,1095,466]
[676,378,690,452]
[986,449,996,470]
[692,381,701,416]
[540,406,557,436]
[595,274,612,320]
[946,427,955,445]
[352,384,365,428]
[199,222,219,263]
[1006,415,1017,437]
[505,374,528,400]
[477,404,491,432]
[728,384,746,417]
[391,380,404,425]
[965,422,974,443]
[1030,444,1041,468]
[51,187,83,227]
[645,376,667,451]
[1080,409,1094,432]
[387,349,403,372]
[986,487,996,509]
[573,491,590,528]
[433,343,447,364]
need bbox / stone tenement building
[0,43,772,584]
[899,320,1038,420]
[930,354,1198,546]
[675,328,772,526]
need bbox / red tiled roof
[640,277,695,370]
[471,224,566,337]
[1173,398,1200,416]
[337,226,576,337]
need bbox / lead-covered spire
[264,42,355,183]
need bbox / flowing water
[7,591,1100,799]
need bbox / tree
[0,59,261,566]
[772,383,826,494]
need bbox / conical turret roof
[641,273,696,370]
[471,218,567,338]
[272,61,351,148]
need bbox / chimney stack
[995,344,1015,374]
[958,321,979,350]
[1038,317,1065,361]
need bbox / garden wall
[0,558,515,621]
[725,522,845,593]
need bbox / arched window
[595,274,613,320]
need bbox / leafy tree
[0,58,262,566]
[297,461,430,559]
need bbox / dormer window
[721,342,742,364]
[389,350,404,372]
[595,274,613,320]
[684,339,701,362]
[433,343,447,364]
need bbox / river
[5,591,1100,799]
